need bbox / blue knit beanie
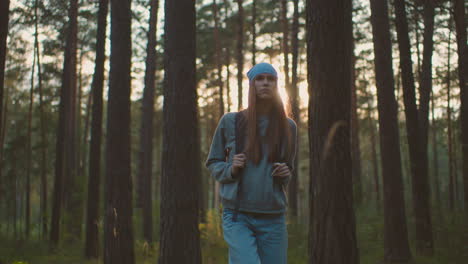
[246,63,278,82]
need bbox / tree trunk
[1,87,9,235]
[236,0,244,110]
[158,0,201,263]
[81,86,92,184]
[103,0,134,262]
[225,48,232,112]
[452,0,468,213]
[137,0,159,244]
[369,0,412,261]
[251,0,257,66]
[223,0,231,112]
[0,0,10,209]
[430,92,440,208]
[307,0,359,263]
[351,43,363,206]
[76,48,83,188]
[85,0,108,258]
[34,0,48,237]
[0,85,8,220]
[368,98,380,211]
[418,1,435,150]
[281,0,290,90]
[394,0,433,254]
[50,0,79,245]
[446,27,455,211]
[26,31,37,238]
[12,150,17,239]
[288,0,299,217]
[213,0,224,117]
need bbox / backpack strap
[233,111,247,222]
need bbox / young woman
[206,63,297,264]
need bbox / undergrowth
[1,208,466,264]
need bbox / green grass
[1,208,466,264]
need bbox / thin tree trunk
[50,0,79,245]
[430,92,440,208]
[236,0,244,110]
[25,31,37,239]
[64,0,80,240]
[418,1,435,159]
[369,0,412,261]
[368,100,380,210]
[12,152,17,239]
[103,0,134,262]
[159,0,201,263]
[446,26,454,211]
[84,1,108,257]
[1,84,9,235]
[84,0,108,251]
[81,89,92,183]
[213,0,224,117]
[288,0,299,217]
[414,4,422,79]
[453,126,460,205]
[137,0,159,244]
[34,0,48,237]
[225,49,232,112]
[210,115,220,211]
[307,0,359,263]
[251,0,257,66]
[351,42,363,206]
[0,0,10,210]
[77,48,83,182]
[223,0,231,112]
[281,0,290,90]
[452,0,468,213]
[394,0,433,254]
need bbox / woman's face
[253,73,277,100]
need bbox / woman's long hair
[243,82,293,164]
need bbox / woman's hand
[271,163,291,178]
[231,153,246,176]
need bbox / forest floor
[0,206,467,264]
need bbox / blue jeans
[222,208,288,264]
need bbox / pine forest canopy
[4,0,462,119]
[0,0,467,263]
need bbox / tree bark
[288,0,299,217]
[158,0,202,263]
[307,0,359,263]
[368,97,380,210]
[351,43,363,206]
[137,0,159,244]
[213,0,224,117]
[452,0,468,213]
[281,0,290,90]
[50,0,79,245]
[103,0,135,261]
[252,0,257,66]
[394,0,433,254]
[34,0,48,237]
[223,0,232,112]
[0,0,10,210]
[430,92,440,208]
[369,0,412,261]
[236,0,244,110]
[418,1,435,150]
[446,26,455,211]
[26,28,37,238]
[85,0,108,258]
